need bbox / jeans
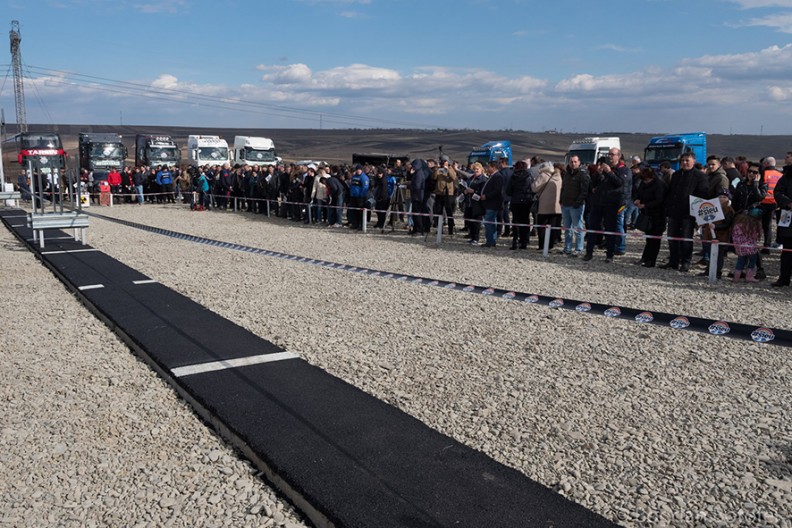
[562,204,585,253]
[616,209,626,253]
[625,202,639,227]
[135,184,144,204]
[484,209,498,246]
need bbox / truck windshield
[20,134,62,150]
[90,144,125,159]
[467,154,491,166]
[568,149,596,165]
[644,144,683,163]
[198,147,229,162]
[147,147,179,162]
[244,147,276,162]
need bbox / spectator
[479,161,504,247]
[771,156,792,287]
[661,152,708,272]
[431,155,458,236]
[697,155,730,268]
[409,159,430,235]
[583,156,626,263]
[759,157,783,251]
[347,164,369,230]
[560,155,590,256]
[107,167,122,198]
[496,157,513,237]
[532,162,562,251]
[463,162,487,245]
[132,167,146,205]
[506,160,534,250]
[633,167,667,268]
[607,148,632,256]
[731,208,763,282]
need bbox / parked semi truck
[232,136,278,167]
[78,133,127,180]
[467,140,512,166]
[187,135,231,167]
[565,137,621,165]
[644,132,707,171]
[135,135,181,168]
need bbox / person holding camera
[431,155,458,236]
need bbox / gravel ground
[0,223,308,527]
[3,202,792,527]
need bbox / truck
[644,132,707,171]
[232,136,279,167]
[351,153,410,168]
[564,137,621,165]
[78,133,127,181]
[187,135,231,168]
[135,135,181,169]
[467,140,512,166]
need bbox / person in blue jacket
[347,164,370,230]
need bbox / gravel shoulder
[3,203,792,527]
[0,224,308,528]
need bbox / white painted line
[3,215,28,219]
[132,279,157,285]
[78,284,105,291]
[172,351,300,378]
[11,224,24,227]
[41,249,99,255]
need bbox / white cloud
[769,85,792,99]
[597,43,644,53]
[741,12,792,32]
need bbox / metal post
[436,213,443,244]
[307,202,312,224]
[542,224,551,257]
[234,196,238,212]
[708,239,719,283]
[362,208,367,234]
[266,199,271,217]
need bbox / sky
[1,0,792,134]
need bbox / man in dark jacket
[347,164,369,230]
[583,156,625,262]
[561,156,590,256]
[771,153,792,287]
[661,152,708,272]
[479,162,504,247]
[409,159,430,235]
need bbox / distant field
[5,124,791,167]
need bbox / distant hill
[5,124,790,166]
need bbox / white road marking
[41,249,99,255]
[78,284,105,291]
[172,351,300,378]
[132,279,157,285]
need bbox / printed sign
[779,209,791,228]
[689,195,725,225]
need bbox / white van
[564,137,621,165]
[187,135,231,167]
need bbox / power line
[9,64,444,129]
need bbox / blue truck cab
[644,132,707,171]
[467,140,513,166]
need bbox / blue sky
[1,0,792,133]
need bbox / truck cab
[78,133,127,181]
[187,135,230,167]
[467,141,512,167]
[232,136,278,167]
[135,135,181,169]
[565,137,621,165]
[644,132,707,171]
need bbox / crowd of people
[67,149,792,289]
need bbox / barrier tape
[71,191,792,255]
[82,211,792,348]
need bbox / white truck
[187,135,231,167]
[564,137,621,165]
[232,136,279,167]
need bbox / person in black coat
[661,153,708,272]
[479,162,504,247]
[506,160,534,250]
[634,167,667,267]
[583,157,625,262]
